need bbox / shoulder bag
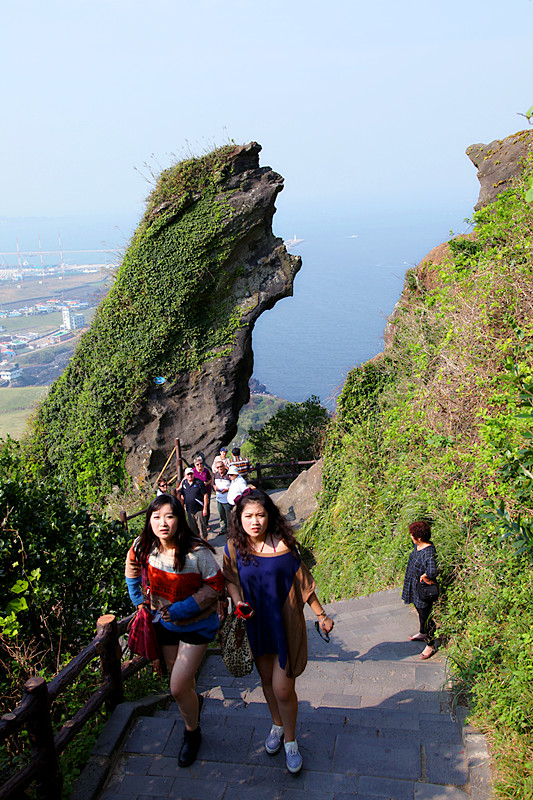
[416,580,439,602]
[219,541,253,677]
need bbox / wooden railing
[0,612,145,800]
[251,458,316,486]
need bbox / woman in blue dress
[223,489,333,774]
[401,519,438,659]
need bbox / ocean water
[252,202,474,408]
[0,200,474,410]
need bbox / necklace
[259,533,276,553]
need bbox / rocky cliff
[383,129,533,348]
[466,128,533,209]
[27,142,301,500]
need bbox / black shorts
[154,622,213,646]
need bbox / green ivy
[24,144,251,505]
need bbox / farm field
[0,271,109,306]
[1,311,63,335]
[0,386,48,439]
[2,307,96,337]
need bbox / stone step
[85,587,492,800]
[99,703,469,800]
[156,695,463,743]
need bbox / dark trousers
[417,603,435,645]
[217,500,230,533]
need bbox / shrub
[245,396,329,463]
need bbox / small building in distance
[62,307,86,330]
[0,361,22,383]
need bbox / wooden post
[25,676,62,799]
[97,615,123,712]
[176,438,183,484]
[291,458,296,481]
[255,462,262,487]
[119,510,128,533]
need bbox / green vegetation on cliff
[25,145,248,504]
[302,163,533,795]
[244,395,329,463]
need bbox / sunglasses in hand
[315,620,331,643]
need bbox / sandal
[420,648,435,660]
[409,633,427,641]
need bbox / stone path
[96,586,492,800]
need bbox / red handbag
[128,606,161,661]
[127,567,161,661]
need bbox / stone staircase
[90,589,492,800]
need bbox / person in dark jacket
[179,468,209,540]
[401,520,438,659]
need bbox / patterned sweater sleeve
[164,547,224,622]
[188,546,225,610]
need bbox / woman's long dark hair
[229,488,299,564]
[134,494,215,570]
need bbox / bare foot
[409,633,427,641]
[420,646,435,660]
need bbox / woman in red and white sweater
[125,494,224,767]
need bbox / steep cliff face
[466,128,533,209]
[305,128,533,582]
[28,142,301,500]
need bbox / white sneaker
[284,739,303,773]
[265,724,284,754]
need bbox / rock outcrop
[384,129,533,348]
[277,459,323,528]
[124,143,301,485]
[466,129,533,210]
[29,143,301,499]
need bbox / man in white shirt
[226,464,248,508]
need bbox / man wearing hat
[226,464,249,508]
[178,467,209,539]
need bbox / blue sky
[2,0,533,403]
[2,0,533,225]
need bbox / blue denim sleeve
[167,596,201,620]
[126,576,144,606]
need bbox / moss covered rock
[27,142,300,502]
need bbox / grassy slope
[301,170,533,796]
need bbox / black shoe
[178,726,202,768]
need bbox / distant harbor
[0,261,117,284]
